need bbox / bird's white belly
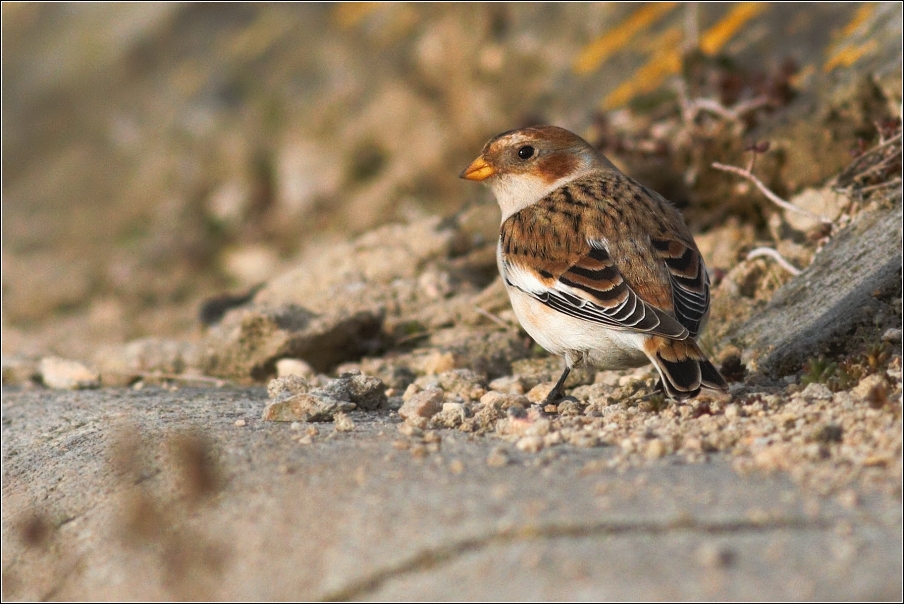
[505,285,649,370]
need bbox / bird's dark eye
[517,145,535,160]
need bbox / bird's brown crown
[461,125,604,184]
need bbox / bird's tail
[642,336,729,399]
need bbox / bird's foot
[543,384,566,407]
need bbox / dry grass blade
[835,131,903,191]
[712,162,832,223]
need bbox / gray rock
[267,375,311,400]
[342,371,388,411]
[200,304,384,380]
[728,200,903,377]
[264,371,385,419]
[262,392,356,422]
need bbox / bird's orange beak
[460,156,495,181]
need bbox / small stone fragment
[697,543,736,568]
[568,431,601,448]
[402,383,421,402]
[39,357,100,390]
[852,374,887,400]
[384,396,404,411]
[800,382,833,400]
[543,431,563,447]
[525,418,551,437]
[398,422,423,437]
[488,375,525,394]
[342,371,387,410]
[487,446,510,467]
[276,358,316,378]
[234,419,247,427]
[262,392,355,422]
[333,412,355,432]
[430,402,467,429]
[398,388,444,421]
[422,351,458,375]
[516,435,544,453]
[881,328,902,343]
[526,382,556,404]
[837,490,859,509]
[645,439,666,459]
[812,423,843,444]
[268,374,310,399]
[410,443,429,458]
[556,399,583,416]
[449,459,465,474]
[419,369,486,401]
[479,391,507,408]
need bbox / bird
[460,125,728,405]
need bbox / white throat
[490,168,593,223]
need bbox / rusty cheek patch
[536,153,579,183]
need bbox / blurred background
[3,3,901,362]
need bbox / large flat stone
[728,199,903,376]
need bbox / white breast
[498,247,649,370]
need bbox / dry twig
[835,131,902,191]
[474,306,511,328]
[746,247,802,276]
[711,161,832,223]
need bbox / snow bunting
[461,125,728,403]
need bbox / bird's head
[460,125,611,221]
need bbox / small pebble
[645,439,666,459]
[275,358,316,379]
[398,423,423,437]
[398,389,444,421]
[836,490,859,509]
[234,419,247,427]
[516,435,544,453]
[881,328,902,343]
[697,543,736,568]
[333,412,355,432]
[487,447,510,467]
[526,382,555,404]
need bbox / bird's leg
[543,366,572,406]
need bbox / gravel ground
[2,386,901,600]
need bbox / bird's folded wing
[649,237,710,338]
[502,241,689,340]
